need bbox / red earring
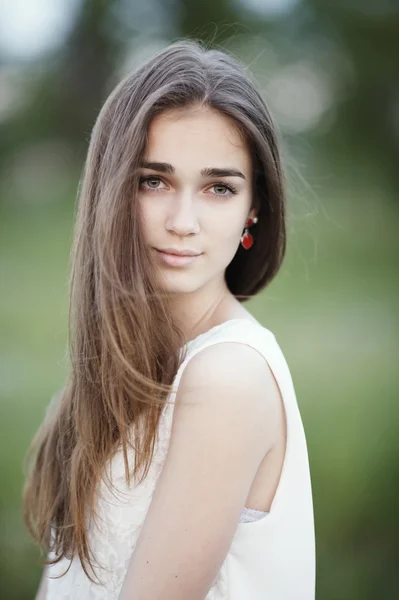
[240,216,258,250]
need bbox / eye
[210,182,238,197]
[139,176,238,197]
[139,176,166,192]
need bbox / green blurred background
[0,1,397,598]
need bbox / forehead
[145,106,251,175]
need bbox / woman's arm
[119,342,281,600]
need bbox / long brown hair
[22,38,287,582]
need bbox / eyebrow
[140,161,246,180]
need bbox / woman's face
[138,105,256,294]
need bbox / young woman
[23,39,316,599]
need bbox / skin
[138,104,258,342]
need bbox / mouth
[153,248,202,267]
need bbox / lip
[154,248,202,267]
[156,247,202,257]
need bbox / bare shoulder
[181,339,278,399]
[176,340,282,451]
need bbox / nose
[165,192,200,237]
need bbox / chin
[156,274,203,294]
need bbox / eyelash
[139,176,238,197]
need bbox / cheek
[214,217,245,245]
[138,202,160,241]
[212,226,244,265]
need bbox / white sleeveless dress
[45,318,316,599]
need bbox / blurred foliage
[0,0,397,598]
